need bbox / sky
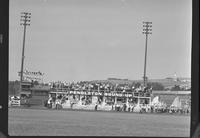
[9,0,192,83]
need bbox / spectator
[95,103,98,111]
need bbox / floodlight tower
[20,12,31,88]
[142,22,152,87]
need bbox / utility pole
[142,21,152,87]
[20,12,31,91]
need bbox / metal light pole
[142,22,152,87]
[20,12,31,91]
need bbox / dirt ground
[8,108,190,136]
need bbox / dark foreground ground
[8,108,190,136]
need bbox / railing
[50,88,152,98]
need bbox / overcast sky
[9,0,192,82]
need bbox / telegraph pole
[142,22,152,87]
[20,12,31,91]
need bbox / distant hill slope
[148,78,190,88]
[91,78,191,88]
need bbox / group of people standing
[44,96,190,115]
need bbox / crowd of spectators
[44,94,190,114]
[47,81,153,94]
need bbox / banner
[24,76,41,81]
[18,70,44,76]
[53,91,135,98]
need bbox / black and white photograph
[8,0,192,137]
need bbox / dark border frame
[190,0,199,137]
[0,0,9,137]
[0,0,199,137]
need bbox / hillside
[148,78,190,88]
[91,78,191,89]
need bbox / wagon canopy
[151,96,159,105]
[171,96,182,108]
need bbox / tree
[33,81,39,85]
[147,82,164,90]
[171,85,181,91]
[134,82,141,88]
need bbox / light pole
[142,22,152,87]
[20,12,31,91]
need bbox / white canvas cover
[151,96,159,105]
[151,96,167,108]
[133,104,141,112]
[92,96,98,104]
[62,100,71,108]
[171,96,182,108]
